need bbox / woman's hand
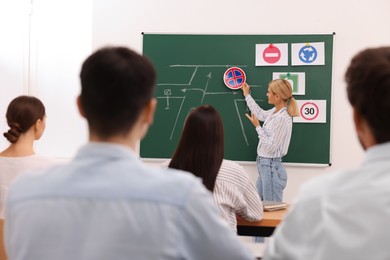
[241,83,250,97]
[245,113,260,128]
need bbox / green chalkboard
[141,34,333,165]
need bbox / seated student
[5,47,256,260]
[165,105,263,232]
[263,47,390,259]
[0,95,54,219]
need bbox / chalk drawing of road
[155,64,263,145]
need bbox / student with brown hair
[264,47,390,259]
[167,105,263,232]
[0,95,51,219]
[0,95,54,260]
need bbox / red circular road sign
[263,45,281,64]
[300,102,319,121]
[223,67,246,89]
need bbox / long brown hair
[169,105,224,192]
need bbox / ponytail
[269,79,300,117]
[287,97,299,117]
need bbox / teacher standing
[241,79,299,202]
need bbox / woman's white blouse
[245,94,293,158]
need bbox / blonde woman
[241,80,299,202]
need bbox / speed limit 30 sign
[300,102,319,121]
[294,100,327,123]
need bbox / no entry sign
[263,44,281,64]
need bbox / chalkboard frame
[141,33,334,165]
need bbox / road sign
[300,102,319,120]
[299,45,318,63]
[223,67,246,89]
[263,44,281,64]
[291,42,325,66]
[256,43,288,66]
[294,100,327,123]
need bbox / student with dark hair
[168,105,224,192]
[0,95,53,260]
[263,47,390,259]
[167,105,263,232]
[5,47,256,260]
[0,95,50,219]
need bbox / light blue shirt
[6,143,255,260]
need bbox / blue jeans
[256,157,287,202]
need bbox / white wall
[92,0,390,203]
[0,1,30,149]
[0,0,93,158]
[30,0,92,158]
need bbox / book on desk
[262,201,288,211]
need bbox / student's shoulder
[135,160,201,190]
[219,159,246,174]
[35,155,68,166]
[144,164,211,206]
[156,159,202,185]
[160,160,171,169]
[153,165,200,185]
[9,157,90,193]
[298,170,349,200]
[6,165,58,201]
[217,160,250,185]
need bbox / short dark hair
[3,95,45,143]
[345,47,390,144]
[169,105,224,192]
[79,46,156,137]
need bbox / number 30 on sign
[294,100,327,123]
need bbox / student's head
[268,79,299,117]
[345,47,390,148]
[79,46,156,140]
[3,95,46,143]
[169,105,224,192]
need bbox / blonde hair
[269,79,299,117]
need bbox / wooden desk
[237,208,287,237]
